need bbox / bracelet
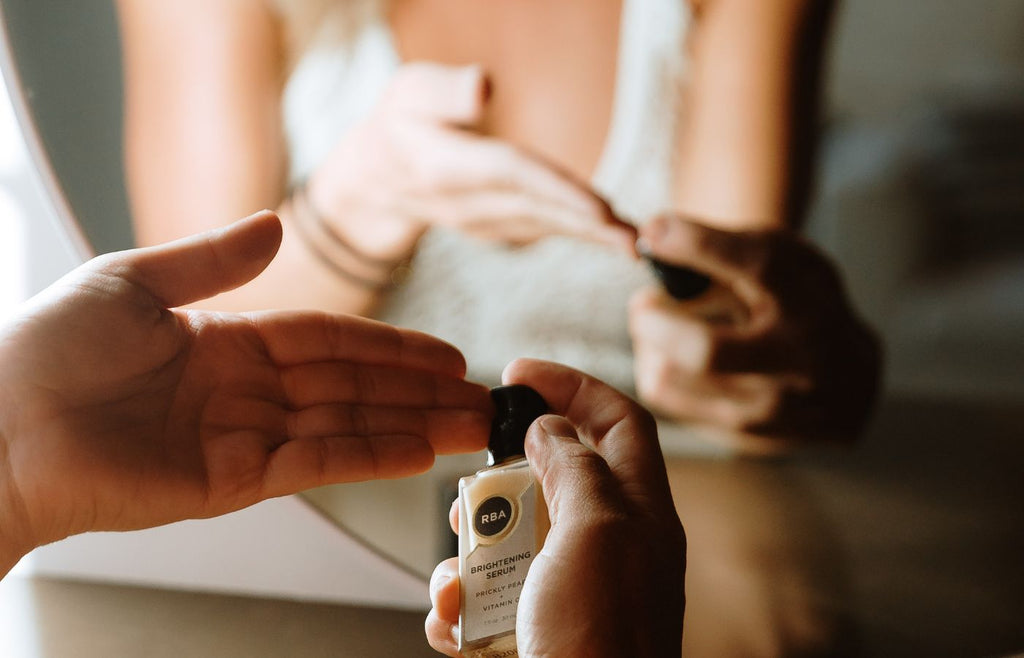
[287,181,411,290]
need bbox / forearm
[675,0,837,230]
[186,201,391,315]
[118,0,399,316]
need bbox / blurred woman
[115,0,878,451]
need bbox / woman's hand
[425,359,686,658]
[629,214,881,453]
[0,212,492,572]
[305,63,637,264]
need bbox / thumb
[525,415,624,526]
[121,210,283,308]
[384,62,490,126]
[639,214,768,286]
[639,213,778,308]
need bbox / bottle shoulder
[460,457,534,496]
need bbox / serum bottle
[458,385,550,658]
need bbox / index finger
[639,214,776,310]
[421,127,637,253]
[247,311,469,377]
[501,358,675,515]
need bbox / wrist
[287,178,421,292]
[0,338,38,577]
[305,173,424,264]
[284,181,410,291]
[0,430,34,579]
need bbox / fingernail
[244,209,276,221]
[450,624,461,644]
[431,572,453,592]
[429,572,453,605]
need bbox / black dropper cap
[646,257,712,300]
[487,385,549,466]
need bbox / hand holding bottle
[426,358,686,658]
[0,212,492,576]
[629,214,882,453]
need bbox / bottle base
[460,631,519,658]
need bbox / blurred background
[811,0,1024,402]
[3,0,1022,400]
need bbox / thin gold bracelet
[287,181,411,290]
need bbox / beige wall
[828,0,1024,121]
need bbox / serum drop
[458,385,550,658]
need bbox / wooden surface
[0,576,436,658]
[673,395,1024,656]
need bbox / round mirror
[0,0,489,586]
[4,1,1024,654]
[0,0,130,257]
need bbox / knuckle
[86,251,121,274]
[738,385,788,432]
[348,405,371,436]
[547,442,607,479]
[590,509,634,538]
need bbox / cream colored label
[461,480,538,645]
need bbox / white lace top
[283,0,711,451]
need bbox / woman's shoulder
[270,0,383,65]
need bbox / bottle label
[474,496,515,539]
[462,483,538,644]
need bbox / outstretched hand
[0,212,491,571]
[425,359,686,658]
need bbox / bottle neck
[486,452,527,468]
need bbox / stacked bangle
[287,181,411,291]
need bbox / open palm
[0,212,491,555]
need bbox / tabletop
[2,394,1021,657]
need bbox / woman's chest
[387,0,623,182]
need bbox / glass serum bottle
[458,385,550,658]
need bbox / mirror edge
[0,3,95,263]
